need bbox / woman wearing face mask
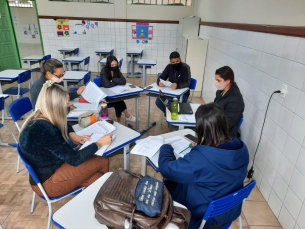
[30,58,87,146]
[214,66,244,138]
[100,55,136,122]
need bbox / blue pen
[179,143,194,154]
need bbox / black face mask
[110,66,118,72]
[172,62,182,70]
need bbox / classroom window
[127,0,192,6]
[47,0,114,3]
[8,0,34,8]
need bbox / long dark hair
[195,103,231,147]
[105,55,120,80]
[215,66,238,89]
[41,58,63,76]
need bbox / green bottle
[171,98,178,120]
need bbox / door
[0,0,21,71]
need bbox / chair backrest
[190,78,197,90]
[140,50,143,57]
[110,49,114,56]
[158,73,162,78]
[238,114,243,129]
[74,48,79,55]
[118,58,123,69]
[8,97,33,130]
[83,71,91,85]
[18,70,32,84]
[93,76,100,86]
[43,55,51,61]
[84,56,90,66]
[203,180,256,221]
[0,97,4,112]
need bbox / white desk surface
[99,58,107,64]
[100,83,144,99]
[0,69,28,80]
[126,49,143,54]
[137,59,156,66]
[144,83,189,97]
[166,103,200,126]
[63,71,87,81]
[72,121,141,157]
[95,48,113,53]
[62,56,87,62]
[58,47,78,52]
[67,98,97,120]
[21,55,44,61]
[144,129,196,171]
[52,172,185,229]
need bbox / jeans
[155,94,188,117]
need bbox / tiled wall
[39,19,178,74]
[199,25,305,229]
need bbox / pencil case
[78,111,100,128]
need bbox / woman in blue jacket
[159,103,249,229]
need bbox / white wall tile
[276,58,293,84]
[283,135,301,165]
[273,173,288,201]
[296,148,305,177]
[263,160,277,186]
[282,36,300,61]
[290,168,305,202]
[277,105,294,133]
[295,38,305,65]
[282,85,301,112]
[272,126,287,152]
[260,176,272,201]
[279,206,296,229]
[268,144,281,169]
[289,62,305,90]
[289,114,305,145]
[268,189,283,217]
[278,155,294,184]
[297,204,305,229]
[284,187,302,220]
[272,35,287,57]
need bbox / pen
[72,105,77,109]
[82,133,93,143]
[179,143,194,154]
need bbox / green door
[0,0,21,71]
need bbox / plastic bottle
[100,103,109,121]
[171,98,178,120]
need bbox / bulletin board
[132,23,153,40]
[56,19,70,37]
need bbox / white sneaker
[126,115,136,122]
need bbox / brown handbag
[94,170,191,229]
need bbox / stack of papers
[165,136,192,158]
[160,79,172,87]
[73,103,99,111]
[178,114,196,123]
[109,86,129,94]
[81,82,107,104]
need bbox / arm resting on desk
[157,65,170,85]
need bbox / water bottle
[100,103,109,121]
[171,98,178,120]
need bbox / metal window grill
[47,0,113,3]
[127,0,192,6]
[8,0,34,7]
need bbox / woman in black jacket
[214,66,244,138]
[100,56,136,122]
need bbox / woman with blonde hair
[20,81,111,197]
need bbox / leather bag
[94,170,191,229]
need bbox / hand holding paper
[81,82,107,104]
[160,79,172,87]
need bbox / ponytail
[41,58,63,76]
[215,66,239,89]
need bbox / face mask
[172,62,181,70]
[110,66,118,72]
[51,76,63,83]
[215,81,227,90]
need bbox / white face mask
[51,76,63,83]
[215,81,227,90]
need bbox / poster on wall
[56,19,70,37]
[132,23,153,40]
[74,24,86,35]
[74,20,99,34]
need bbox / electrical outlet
[280,84,287,98]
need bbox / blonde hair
[21,82,69,142]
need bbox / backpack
[94,170,191,229]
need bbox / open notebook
[81,82,107,104]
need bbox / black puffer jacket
[99,67,126,88]
[214,84,245,138]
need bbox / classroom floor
[0,73,282,229]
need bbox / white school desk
[52,172,186,229]
[62,56,87,71]
[67,98,97,121]
[0,69,28,94]
[126,49,143,78]
[142,83,189,134]
[22,55,47,84]
[100,83,143,131]
[95,48,114,72]
[166,103,200,130]
[72,121,141,170]
[58,47,78,59]
[141,129,196,175]
[62,71,87,90]
[137,59,156,88]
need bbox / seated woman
[20,81,112,197]
[159,103,249,229]
[214,66,244,137]
[100,55,136,122]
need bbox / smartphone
[129,85,136,88]
[106,119,114,124]
[184,134,197,143]
[146,86,153,89]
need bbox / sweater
[30,75,78,108]
[159,138,249,229]
[19,119,98,185]
[214,85,245,138]
[157,62,191,97]
[99,67,126,88]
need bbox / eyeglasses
[53,71,66,78]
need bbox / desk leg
[0,81,3,94]
[127,54,141,78]
[63,52,66,59]
[142,65,147,88]
[68,62,72,71]
[141,156,147,176]
[179,94,183,103]
[124,144,130,170]
[98,53,102,73]
[135,96,139,131]
[64,81,68,90]
[27,60,33,87]
[146,94,150,129]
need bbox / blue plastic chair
[3,70,31,101]
[8,97,33,172]
[73,56,90,71]
[188,78,197,103]
[93,76,100,87]
[158,73,162,77]
[238,114,244,129]
[0,96,18,150]
[118,58,123,70]
[74,48,79,56]
[17,145,84,229]
[68,71,91,93]
[199,180,256,229]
